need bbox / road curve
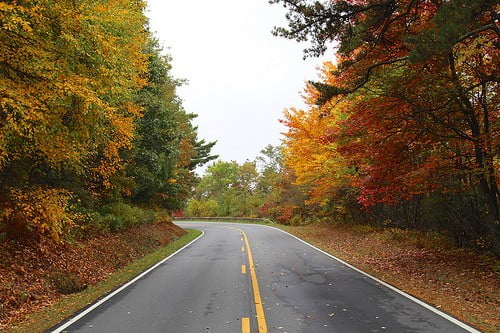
[49,221,479,333]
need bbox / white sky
[145,0,329,166]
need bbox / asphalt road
[50,222,479,333]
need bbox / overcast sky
[145,0,329,166]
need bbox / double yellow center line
[238,228,268,333]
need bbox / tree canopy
[0,0,216,242]
[270,0,499,252]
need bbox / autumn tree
[281,65,362,222]
[0,1,216,241]
[0,0,148,240]
[255,144,283,195]
[256,146,312,224]
[272,0,499,249]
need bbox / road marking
[241,317,250,333]
[49,230,205,333]
[241,246,245,252]
[241,264,246,274]
[264,225,482,333]
[175,222,480,333]
[238,228,268,333]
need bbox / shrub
[185,199,218,217]
[99,202,157,232]
[50,271,86,294]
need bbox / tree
[256,144,284,174]
[195,161,240,198]
[189,160,265,218]
[281,66,361,221]
[0,0,148,240]
[0,1,216,241]
[272,0,499,248]
[189,138,218,170]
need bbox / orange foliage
[282,63,352,209]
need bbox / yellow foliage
[282,62,351,206]
[0,0,148,183]
[2,187,74,242]
[0,0,152,241]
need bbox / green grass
[7,229,202,333]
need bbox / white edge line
[50,230,205,333]
[265,225,482,333]
[178,221,481,333]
